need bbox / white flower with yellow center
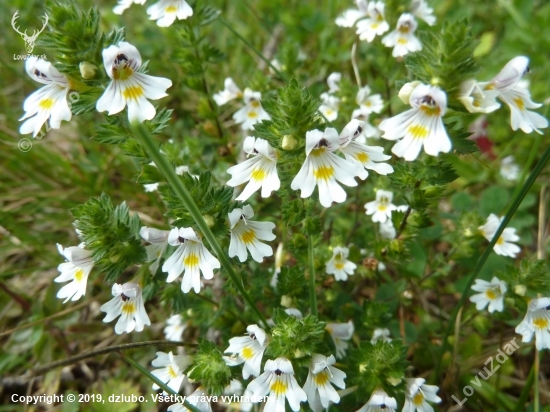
[113,0,146,15]
[410,0,436,26]
[147,0,193,27]
[213,78,243,106]
[355,86,384,115]
[140,226,170,274]
[162,227,220,293]
[233,88,271,131]
[356,2,389,42]
[382,13,422,58]
[20,57,72,137]
[224,324,268,379]
[100,282,151,334]
[164,314,187,341]
[326,246,357,281]
[325,321,354,359]
[458,79,501,114]
[479,214,520,258]
[54,243,94,303]
[500,156,520,181]
[228,205,276,263]
[247,357,307,412]
[356,389,397,412]
[304,354,346,412]
[470,277,507,313]
[336,0,369,27]
[379,83,451,161]
[403,378,441,412]
[365,190,397,223]
[515,297,550,351]
[291,128,359,208]
[168,387,213,412]
[371,328,392,343]
[151,351,192,393]
[320,92,341,122]
[227,136,280,201]
[96,41,172,123]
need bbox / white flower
[224,324,268,379]
[213,78,243,106]
[515,297,550,351]
[410,0,436,26]
[470,277,507,313]
[140,226,170,274]
[365,190,397,223]
[228,205,276,263]
[246,357,307,412]
[325,246,357,281]
[113,0,146,15]
[20,57,72,137]
[458,79,501,114]
[100,282,151,334]
[339,119,394,180]
[162,227,220,293]
[291,128,359,208]
[356,2,390,42]
[327,72,342,94]
[164,314,187,341]
[304,354,346,412]
[325,321,354,359]
[144,183,160,192]
[151,351,192,393]
[403,378,442,412]
[336,0,369,27]
[500,156,520,181]
[168,387,213,412]
[319,93,341,122]
[227,136,280,201]
[371,328,392,343]
[232,88,271,131]
[379,220,396,239]
[479,214,520,258]
[355,86,384,115]
[54,243,93,303]
[356,389,397,412]
[379,83,451,161]
[382,13,422,58]
[96,41,172,123]
[270,242,284,288]
[352,110,382,139]
[147,0,193,27]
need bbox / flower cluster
[114,0,193,27]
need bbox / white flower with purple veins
[228,205,276,263]
[20,57,72,137]
[355,86,384,115]
[356,389,397,412]
[147,0,193,27]
[55,243,94,303]
[164,314,187,341]
[140,226,170,274]
[113,0,146,15]
[291,128,359,208]
[352,110,382,139]
[162,227,220,293]
[319,92,341,122]
[304,354,346,412]
[382,13,422,58]
[224,324,268,379]
[151,351,192,393]
[379,83,451,161]
[326,246,357,281]
[403,378,442,412]
[365,190,397,223]
[356,1,389,42]
[336,0,369,27]
[500,156,520,181]
[479,214,520,258]
[325,321,354,359]
[213,78,243,106]
[232,88,271,131]
[168,387,213,412]
[410,0,436,26]
[96,42,172,123]
[515,297,550,351]
[470,277,507,313]
[100,282,151,334]
[226,136,280,201]
[371,328,392,343]
[247,357,307,412]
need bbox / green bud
[387,377,402,386]
[281,295,293,307]
[514,284,526,296]
[282,135,298,150]
[203,214,215,227]
[79,61,97,79]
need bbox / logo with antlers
[11,11,49,54]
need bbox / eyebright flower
[151,351,192,393]
[213,78,243,106]
[379,220,397,239]
[335,0,369,27]
[356,2,389,42]
[100,282,151,334]
[113,0,146,15]
[515,297,550,351]
[168,387,213,412]
[379,83,451,161]
[458,79,501,114]
[164,314,187,341]
[355,86,384,115]
[479,214,520,258]
[410,0,436,26]
[319,92,341,121]
[403,378,442,412]
[162,227,220,293]
[356,389,397,412]
[371,328,392,343]
[20,57,72,137]
[228,205,276,263]
[470,277,508,313]
[325,246,357,281]
[146,0,193,27]
[246,357,307,412]
[382,13,422,58]
[291,128,359,208]
[224,324,268,379]
[304,354,346,412]
[55,243,93,303]
[226,136,280,201]
[326,72,342,93]
[232,88,271,131]
[352,111,382,139]
[325,321,354,359]
[365,190,397,223]
[140,226,170,274]
[500,156,520,181]
[96,41,172,123]
[270,242,284,288]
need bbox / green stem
[513,361,535,412]
[434,145,550,378]
[307,206,318,317]
[534,350,540,412]
[132,123,269,329]
[508,134,541,208]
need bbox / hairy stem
[308,230,318,317]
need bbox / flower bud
[282,135,298,150]
[79,61,97,79]
[203,214,215,227]
[514,284,527,296]
[398,81,421,104]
